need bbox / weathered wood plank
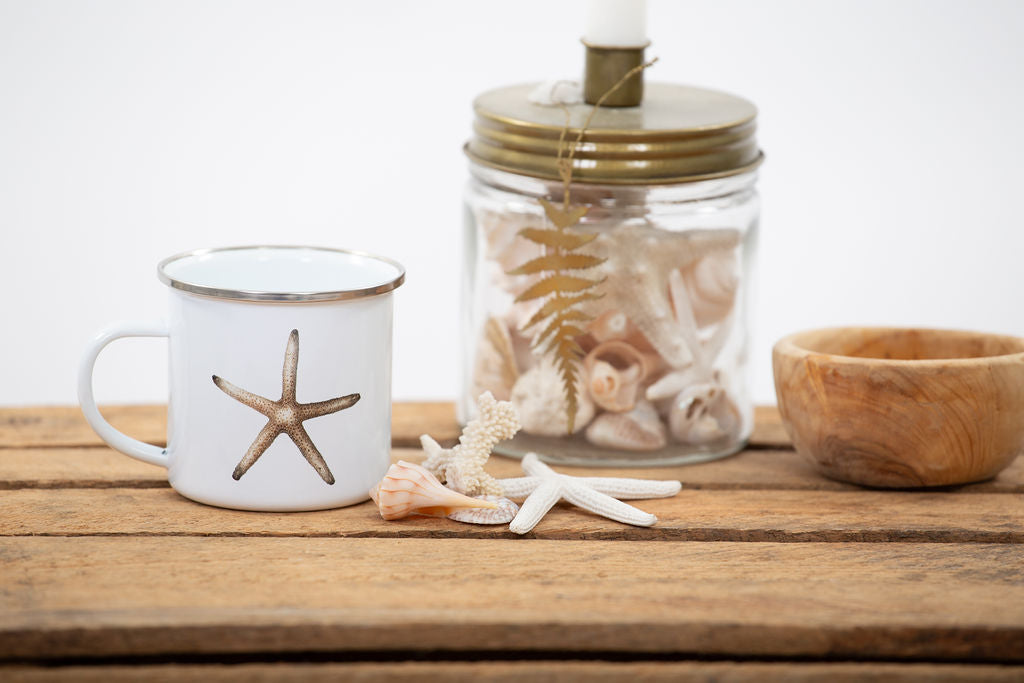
[2,445,1021,494]
[536,451,1024,493]
[2,486,1022,543]
[0,405,167,449]
[4,661,1024,682]
[1,538,1021,661]
[0,403,461,450]
[0,448,168,489]
[0,404,789,449]
[391,402,459,447]
[752,404,788,448]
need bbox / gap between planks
[2,446,1021,494]
[0,402,462,450]
[2,486,1023,543]
[3,661,1024,682]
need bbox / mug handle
[77,321,170,467]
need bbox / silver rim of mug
[157,245,406,302]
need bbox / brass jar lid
[466,82,763,185]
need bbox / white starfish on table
[498,453,682,534]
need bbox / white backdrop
[2,0,1022,407]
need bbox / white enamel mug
[78,246,405,511]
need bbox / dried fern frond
[509,198,606,433]
[484,317,518,392]
[516,274,602,302]
[516,227,599,251]
[552,333,586,432]
[521,291,603,331]
[506,252,605,276]
[501,60,657,435]
[534,311,589,349]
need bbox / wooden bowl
[773,327,1024,487]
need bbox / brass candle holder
[582,41,649,107]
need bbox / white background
[1,0,1022,407]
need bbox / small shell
[527,80,583,106]
[668,384,733,444]
[478,209,544,297]
[588,310,632,343]
[710,391,741,437]
[586,310,660,355]
[682,251,739,328]
[470,318,519,401]
[487,308,540,375]
[645,365,703,402]
[511,359,595,436]
[687,415,726,443]
[585,400,668,451]
[448,495,520,525]
[369,461,498,521]
[583,340,648,412]
[579,225,741,370]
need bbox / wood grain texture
[2,486,1023,543]
[774,327,1024,487]
[390,402,459,447]
[2,445,1020,493]
[0,448,168,489]
[2,538,1022,661]
[0,404,790,450]
[2,404,1020,669]
[0,405,168,449]
[751,405,788,448]
[481,449,1024,494]
[5,662,1024,682]
[0,403,461,450]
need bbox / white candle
[584,0,648,47]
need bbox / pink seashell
[583,340,649,413]
[711,391,741,437]
[681,251,739,328]
[470,317,519,402]
[369,461,499,521]
[645,365,703,403]
[477,209,543,298]
[511,359,595,436]
[585,400,667,451]
[668,384,740,444]
[588,310,633,343]
[586,310,660,356]
[448,495,520,525]
[578,226,741,369]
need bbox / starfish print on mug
[212,329,359,485]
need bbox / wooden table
[1,403,1022,681]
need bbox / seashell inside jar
[460,80,762,466]
[461,175,758,466]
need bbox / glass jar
[460,82,762,466]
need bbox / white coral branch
[420,434,449,478]
[420,391,521,497]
